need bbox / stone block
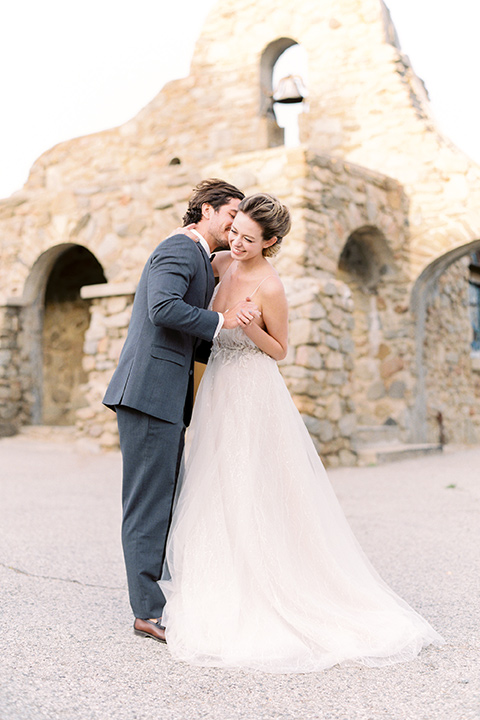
[317,420,334,443]
[339,413,356,437]
[104,311,132,329]
[0,350,12,365]
[324,334,339,350]
[377,343,390,360]
[388,380,406,398]
[328,371,348,386]
[84,339,98,355]
[326,396,342,422]
[325,352,344,370]
[339,336,355,353]
[281,365,310,379]
[380,356,404,378]
[339,449,357,466]
[76,407,96,421]
[82,356,96,373]
[106,296,128,315]
[295,345,323,369]
[367,381,386,400]
[301,414,323,436]
[323,454,340,468]
[289,318,312,346]
[323,282,337,297]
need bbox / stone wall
[0,303,36,434]
[286,153,416,439]
[18,0,480,284]
[348,282,415,436]
[423,257,480,444]
[76,276,357,467]
[0,305,22,435]
[280,277,356,467]
[67,151,410,465]
[75,284,135,450]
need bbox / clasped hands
[165,225,260,329]
[223,298,261,330]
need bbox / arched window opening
[260,38,307,148]
[272,45,308,147]
[338,226,397,292]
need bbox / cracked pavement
[0,432,479,720]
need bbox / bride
[160,193,443,673]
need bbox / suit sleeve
[147,235,219,341]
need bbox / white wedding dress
[160,294,443,673]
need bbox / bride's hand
[223,298,261,330]
[166,223,198,240]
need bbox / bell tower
[259,39,307,148]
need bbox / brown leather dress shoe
[133,617,166,643]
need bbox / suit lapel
[195,242,215,307]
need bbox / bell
[272,75,306,104]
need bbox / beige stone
[0,0,479,463]
[380,356,404,378]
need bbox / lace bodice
[209,284,268,365]
[211,326,266,366]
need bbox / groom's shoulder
[152,233,198,260]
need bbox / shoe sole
[134,628,166,644]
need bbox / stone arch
[21,244,106,425]
[260,37,301,147]
[337,226,405,434]
[410,238,480,443]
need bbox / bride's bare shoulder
[260,270,285,296]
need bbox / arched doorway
[42,246,106,424]
[22,244,106,426]
[411,239,480,444]
[337,225,408,439]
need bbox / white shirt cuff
[214,312,224,337]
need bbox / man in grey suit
[103,179,257,643]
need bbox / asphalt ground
[0,431,479,720]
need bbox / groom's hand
[223,298,261,329]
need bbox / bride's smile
[228,211,277,263]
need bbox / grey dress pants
[116,405,184,619]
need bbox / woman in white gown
[160,193,443,673]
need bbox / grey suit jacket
[103,233,218,424]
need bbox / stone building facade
[1,0,480,465]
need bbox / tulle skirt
[160,333,443,673]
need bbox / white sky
[1,0,479,199]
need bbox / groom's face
[207,198,241,249]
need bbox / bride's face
[228,212,275,261]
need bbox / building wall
[1,0,480,462]
[19,0,480,279]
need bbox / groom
[103,179,257,643]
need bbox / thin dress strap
[249,275,274,298]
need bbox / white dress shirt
[189,229,224,337]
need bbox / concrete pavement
[0,430,479,720]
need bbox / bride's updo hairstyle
[237,193,291,257]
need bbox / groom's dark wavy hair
[182,178,245,225]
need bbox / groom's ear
[201,202,213,220]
